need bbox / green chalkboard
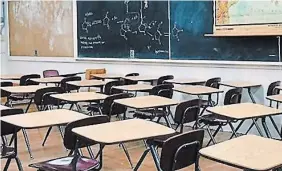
[77,1,280,62]
[77,1,169,59]
[170,1,280,62]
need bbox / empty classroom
[1,1,282,171]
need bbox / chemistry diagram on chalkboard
[80,0,183,48]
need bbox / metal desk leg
[75,103,82,112]
[269,116,282,138]
[261,117,272,138]
[69,103,74,110]
[228,122,238,138]
[247,88,256,104]
[72,140,80,171]
[133,148,150,171]
[245,118,259,134]
[22,129,33,159]
[252,118,264,137]
[230,120,245,139]
[25,98,33,113]
[149,145,162,171]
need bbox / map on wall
[216,0,282,25]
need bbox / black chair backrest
[104,80,124,95]
[63,116,109,150]
[267,81,281,96]
[60,76,81,92]
[224,88,242,105]
[1,109,24,136]
[160,130,205,171]
[102,93,131,116]
[34,87,65,107]
[1,82,13,98]
[157,75,174,85]
[205,77,221,89]
[174,99,202,133]
[20,74,41,86]
[150,84,174,99]
[43,70,60,78]
[124,73,139,85]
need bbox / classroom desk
[114,95,178,126]
[0,74,23,80]
[165,78,206,85]
[0,104,11,110]
[174,85,223,95]
[113,84,153,92]
[123,76,159,84]
[51,92,108,113]
[174,85,223,107]
[1,85,49,113]
[30,77,64,84]
[0,109,88,159]
[90,74,123,80]
[200,135,282,171]
[220,81,261,103]
[207,103,282,139]
[72,119,175,171]
[67,80,106,91]
[114,95,178,110]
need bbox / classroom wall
[1,37,8,74]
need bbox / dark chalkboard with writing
[77,1,280,62]
[77,1,169,59]
[170,1,280,62]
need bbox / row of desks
[2,83,281,140]
[1,107,282,171]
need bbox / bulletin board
[8,1,74,57]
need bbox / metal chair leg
[206,126,221,146]
[1,136,8,145]
[15,157,24,171]
[58,126,64,139]
[149,145,162,171]
[42,127,53,146]
[87,146,95,159]
[164,115,172,128]
[133,148,150,171]
[206,126,217,145]
[269,116,281,138]
[228,122,238,138]
[3,158,12,171]
[252,118,264,137]
[262,117,272,138]
[22,129,33,159]
[120,143,134,168]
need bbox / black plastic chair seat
[147,132,181,147]
[86,103,101,112]
[1,146,16,158]
[200,100,217,107]
[29,156,99,171]
[199,114,228,126]
[133,109,167,120]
